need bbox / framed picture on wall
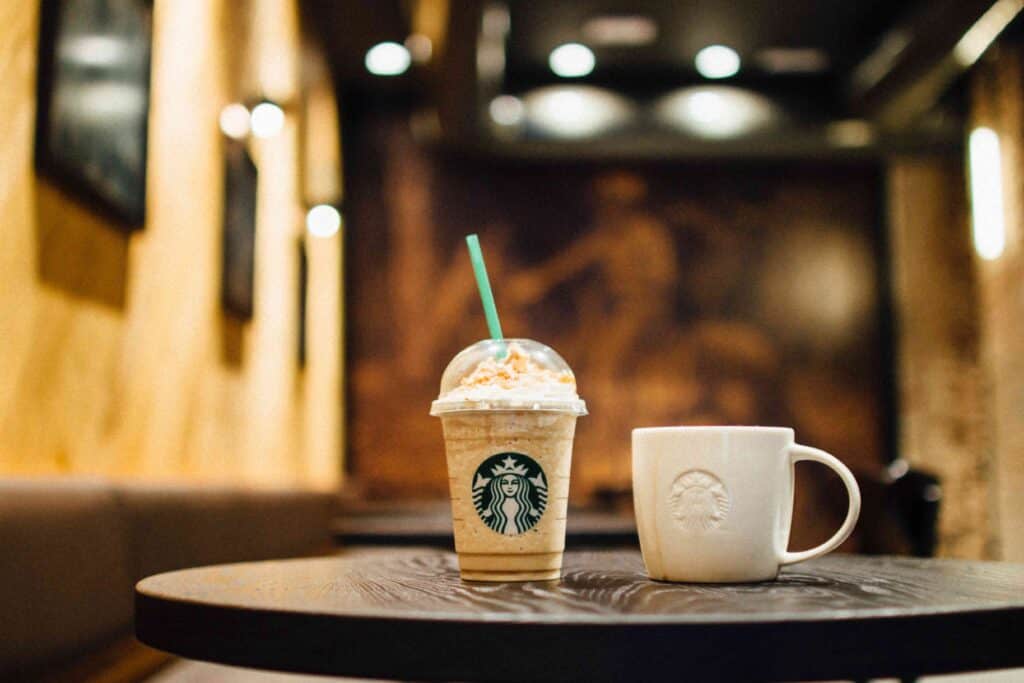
[221,141,258,320]
[35,0,153,228]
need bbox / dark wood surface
[135,550,1024,682]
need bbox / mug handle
[779,444,861,566]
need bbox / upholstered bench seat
[0,478,134,677]
[0,477,335,680]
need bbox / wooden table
[135,550,1024,682]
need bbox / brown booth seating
[0,477,335,681]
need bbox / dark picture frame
[35,0,153,229]
[221,141,258,320]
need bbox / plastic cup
[430,339,587,581]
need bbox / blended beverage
[431,339,586,581]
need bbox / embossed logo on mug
[670,470,730,531]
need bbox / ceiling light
[968,127,1006,260]
[219,103,250,139]
[549,43,595,78]
[365,41,411,76]
[953,0,1024,67]
[489,95,525,126]
[523,86,631,138]
[655,86,776,139]
[695,44,741,79]
[582,15,658,46]
[306,204,342,238]
[250,101,284,138]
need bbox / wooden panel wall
[887,157,993,558]
[888,46,1024,561]
[0,0,342,490]
[971,47,1024,562]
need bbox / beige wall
[0,0,342,489]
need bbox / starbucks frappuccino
[431,340,586,581]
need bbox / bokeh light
[365,41,411,76]
[489,95,525,126]
[548,43,596,78]
[523,86,631,138]
[695,44,741,79]
[250,102,285,139]
[306,204,342,238]
[219,103,250,139]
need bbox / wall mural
[345,111,889,546]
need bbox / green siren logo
[472,453,548,535]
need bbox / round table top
[135,549,1024,682]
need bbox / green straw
[465,234,505,346]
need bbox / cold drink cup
[439,410,576,580]
[431,339,586,581]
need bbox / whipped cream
[432,342,584,413]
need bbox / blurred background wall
[345,106,889,554]
[1,0,1023,564]
[885,47,1024,561]
[969,46,1024,562]
[314,0,1024,561]
[0,0,342,489]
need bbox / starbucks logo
[472,453,548,536]
[670,470,730,531]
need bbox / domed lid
[430,338,587,416]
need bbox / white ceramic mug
[632,426,861,583]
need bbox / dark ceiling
[308,0,918,89]
[305,0,1020,157]
[303,1,409,86]
[504,0,915,85]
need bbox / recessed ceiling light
[654,86,776,139]
[582,15,658,46]
[695,44,741,79]
[365,41,411,76]
[523,86,632,138]
[549,43,595,78]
